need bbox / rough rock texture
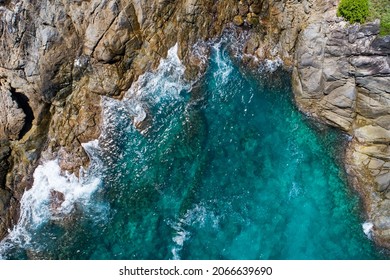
[0,83,25,141]
[238,0,339,67]
[0,0,390,251]
[235,0,390,249]
[0,0,240,240]
[293,10,390,247]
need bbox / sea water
[0,41,385,260]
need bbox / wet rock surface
[0,0,389,251]
[0,0,239,240]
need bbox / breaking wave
[0,140,103,259]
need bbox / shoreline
[3,38,380,260]
[1,0,389,256]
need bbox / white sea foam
[212,41,234,85]
[170,204,219,260]
[288,182,301,200]
[0,141,102,258]
[81,139,99,151]
[126,57,186,101]
[102,44,193,136]
[171,223,191,260]
[261,57,283,73]
[362,222,374,239]
[170,205,206,260]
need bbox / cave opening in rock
[9,87,34,139]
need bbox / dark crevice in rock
[9,87,34,139]
[0,143,10,189]
[0,0,11,6]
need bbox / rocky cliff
[0,0,390,251]
[0,0,241,240]
[231,0,390,249]
[293,14,390,247]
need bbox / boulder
[233,15,244,26]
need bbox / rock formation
[0,0,389,252]
[0,0,240,241]
[293,15,390,248]
[231,0,390,249]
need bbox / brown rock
[250,4,262,14]
[0,189,11,217]
[238,1,249,16]
[0,143,10,188]
[233,15,244,26]
[246,13,259,26]
[50,190,65,213]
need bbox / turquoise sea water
[1,40,385,259]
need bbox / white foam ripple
[0,141,103,258]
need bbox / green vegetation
[336,0,390,36]
[368,0,390,35]
[337,0,369,24]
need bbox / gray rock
[374,116,390,130]
[293,9,390,248]
[350,56,390,77]
[356,76,390,94]
[359,22,380,37]
[375,172,390,192]
[356,88,390,119]
[371,36,390,53]
[0,85,26,141]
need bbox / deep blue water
[0,41,385,260]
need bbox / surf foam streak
[0,141,102,259]
[170,204,219,260]
[170,205,207,260]
[212,40,234,85]
[261,57,283,73]
[362,222,374,239]
[125,44,190,101]
[103,43,193,135]
[100,43,195,175]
